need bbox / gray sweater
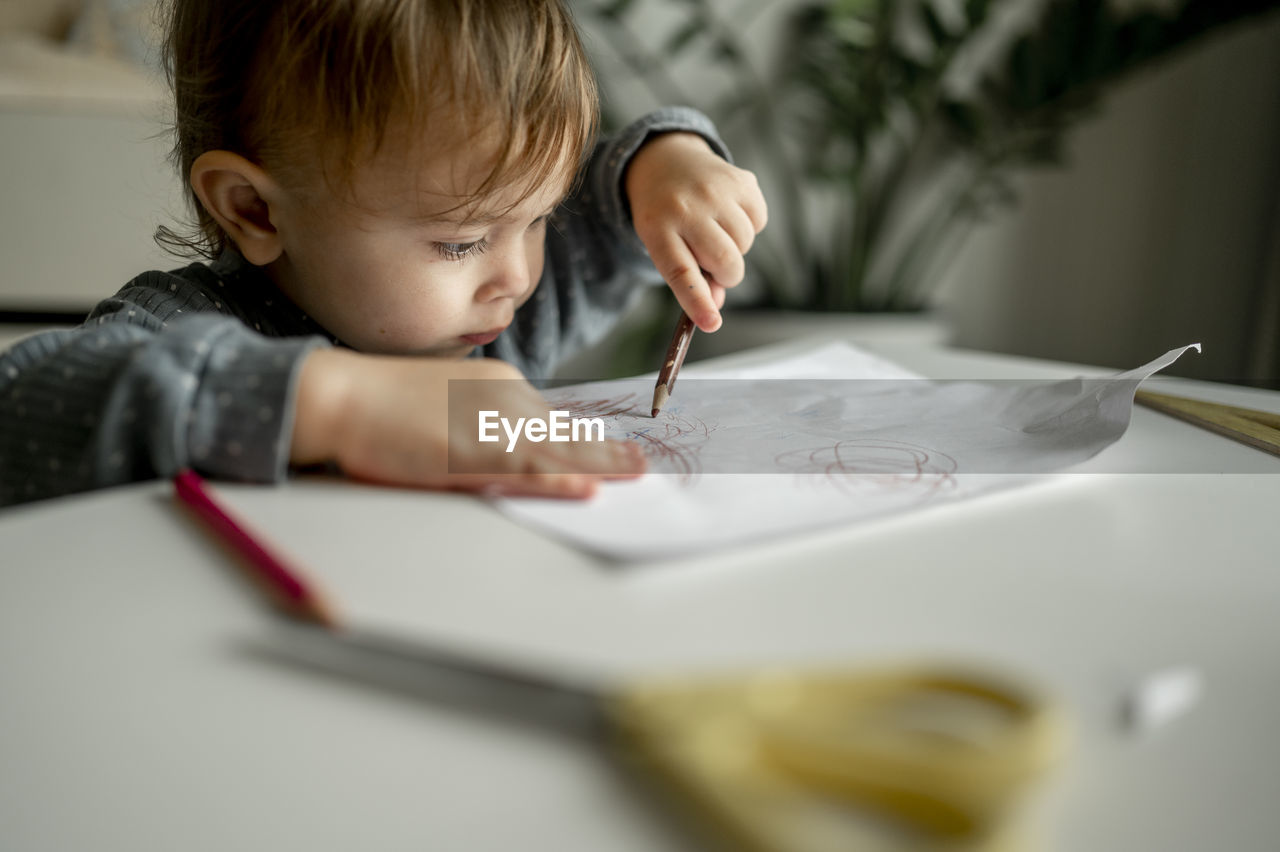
[0,107,728,507]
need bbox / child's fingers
[686,221,746,293]
[500,441,644,497]
[741,179,769,233]
[648,230,722,331]
[600,440,648,477]
[552,436,647,478]
[710,282,727,310]
[473,472,599,500]
[720,206,760,254]
[725,166,769,234]
[518,471,600,499]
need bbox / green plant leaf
[597,0,639,21]
[575,0,1280,313]
[711,36,742,63]
[663,15,707,57]
[964,0,991,29]
[1008,37,1039,109]
[920,2,951,51]
[940,99,981,146]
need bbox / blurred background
[1,0,1277,386]
[569,0,1280,385]
[0,0,177,343]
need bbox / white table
[2,340,1279,851]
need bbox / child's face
[265,132,572,358]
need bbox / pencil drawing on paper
[549,386,958,493]
[624,408,714,481]
[553,391,713,482]
[511,343,1202,560]
[775,439,958,497]
[556,393,640,421]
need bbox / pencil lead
[651,385,669,418]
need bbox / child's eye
[435,238,489,261]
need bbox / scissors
[259,623,1065,851]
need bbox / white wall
[934,12,1280,385]
[0,21,183,314]
[0,105,183,311]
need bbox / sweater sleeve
[0,289,327,507]
[488,106,733,380]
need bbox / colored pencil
[651,311,697,417]
[173,469,341,628]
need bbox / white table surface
[2,339,1279,852]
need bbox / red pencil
[173,469,341,629]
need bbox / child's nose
[475,248,531,302]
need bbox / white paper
[498,342,1200,559]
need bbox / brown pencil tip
[282,586,344,631]
[651,385,669,418]
[305,592,345,631]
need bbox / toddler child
[0,0,766,506]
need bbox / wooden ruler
[1135,390,1280,458]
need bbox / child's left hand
[625,132,768,332]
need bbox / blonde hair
[157,0,598,258]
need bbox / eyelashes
[432,215,551,263]
[435,239,489,261]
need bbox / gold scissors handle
[610,666,1065,849]
[751,670,1060,835]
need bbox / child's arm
[0,306,324,506]
[290,348,644,499]
[0,277,642,506]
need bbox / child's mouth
[460,327,507,346]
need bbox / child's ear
[189,151,284,266]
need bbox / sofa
[0,0,182,347]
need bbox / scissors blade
[254,622,612,738]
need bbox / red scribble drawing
[624,409,714,481]
[553,392,955,495]
[551,393,713,483]
[555,393,641,420]
[775,439,958,497]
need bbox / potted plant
[570,0,1280,370]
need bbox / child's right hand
[290,349,646,498]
